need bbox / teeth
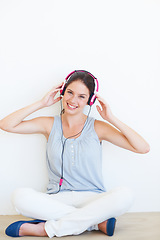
[68,104,77,109]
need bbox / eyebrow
[67,88,87,96]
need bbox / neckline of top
[60,116,91,141]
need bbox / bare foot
[98,220,108,234]
[19,222,48,237]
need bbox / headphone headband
[60,70,99,106]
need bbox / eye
[79,95,85,99]
[67,90,73,95]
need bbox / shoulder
[43,117,54,140]
[31,116,55,140]
[28,116,55,141]
[94,119,113,142]
[33,116,54,130]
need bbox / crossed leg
[11,187,134,238]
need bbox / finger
[97,99,106,109]
[96,96,108,109]
[55,82,64,89]
[54,87,62,92]
[50,87,62,95]
[53,96,62,103]
[96,94,106,104]
[51,82,64,91]
[96,105,102,113]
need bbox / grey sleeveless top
[46,115,106,194]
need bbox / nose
[69,94,78,103]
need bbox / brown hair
[64,71,95,95]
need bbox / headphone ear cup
[87,93,94,105]
[92,96,97,105]
[61,86,66,96]
[88,93,97,106]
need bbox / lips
[67,103,78,110]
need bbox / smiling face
[62,80,90,115]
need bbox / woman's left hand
[96,94,114,122]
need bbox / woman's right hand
[41,82,63,107]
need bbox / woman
[0,70,150,238]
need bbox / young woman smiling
[0,70,150,238]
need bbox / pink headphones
[60,70,99,106]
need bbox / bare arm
[0,83,62,135]
[95,94,150,154]
[0,101,43,132]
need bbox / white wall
[0,0,159,214]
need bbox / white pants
[12,187,134,238]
